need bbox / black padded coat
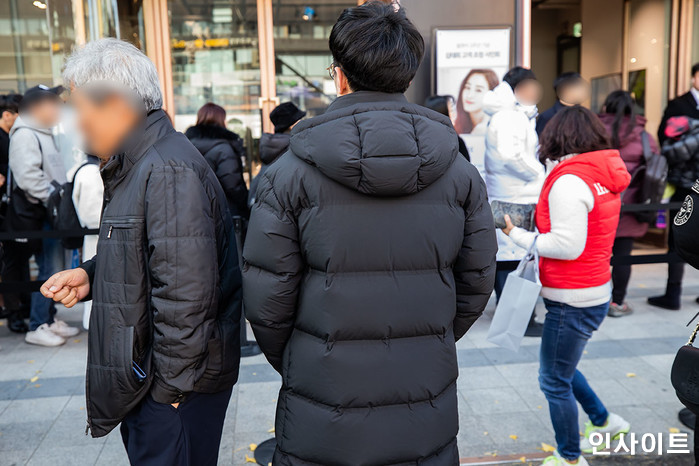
[80,110,242,437]
[242,92,497,465]
[185,124,249,217]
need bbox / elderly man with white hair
[40,38,242,465]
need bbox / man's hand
[0,173,6,188]
[40,268,91,308]
[501,214,515,236]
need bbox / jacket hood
[289,92,458,196]
[555,149,631,194]
[259,132,290,165]
[598,113,648,145]
[482,83,537,119]
[185,124,240,154]
[9,115,53,137]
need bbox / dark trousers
[665,188,690,299]
[2,240,34,316]
[611,237,634,305]
[121,387,233,466]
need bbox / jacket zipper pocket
[103,218,144,240]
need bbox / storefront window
[272,1,355,116]
[169,0,261,135]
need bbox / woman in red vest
[502,106,632,466]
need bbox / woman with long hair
[502,106,631,466]
[185,102,248,217]
[454,68,499,134]
[599,90,659,317]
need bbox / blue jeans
[539,299,610,460]
[29,224,64,330]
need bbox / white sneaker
[49,320,80,338]
[580,412,631,453]
[25,323,66,347]
[542,451,589,465]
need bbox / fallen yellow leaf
[27,360,34,364]
[483,431,489,436]
[520,457,526,463]
[626,373,636,378]
[29,376,39,383]
[537,405,543,410]
[73,339,81,343]
[34,384,41,387]
[541,442,556,452]
[267,427,275,433]
[669,427,680,433]
[509,434,518,441]
[249,443,257,452]
[244,454,256,463]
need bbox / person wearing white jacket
[69,155,103,329]
[484,66,546,335]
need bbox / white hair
[63,38,163,112]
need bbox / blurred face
[0,110,18,131]
[514,79,542,106]
[461,73,489,113]
[70,87,142,160]
[27,99,61,127]
[446,97,457,123]
[560,81,590,106]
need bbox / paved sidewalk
[1,262,698,465]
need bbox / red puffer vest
[536,150,631,289]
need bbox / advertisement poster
[434,28,511,177]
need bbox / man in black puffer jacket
[41,39,241,465]
[242,3,497,465]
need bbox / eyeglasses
[327,62,338,80]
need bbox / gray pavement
[1,262,698,465]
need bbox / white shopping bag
[487,238,542,351]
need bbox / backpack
[630,132,668,224]
[47,161,97,249]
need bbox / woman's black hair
[423,95,453,118]
[601,90,637,148]
[538,105,610,162]
[329,1,424,93]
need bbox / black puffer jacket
[243,92,497,465]
[248,132,290,206]
[662,118,699,189]
[80,110,241,438]
[185,124,249,217]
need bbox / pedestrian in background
[650,63,699,311]
[185,102,248,218]
[68,154,102,330]
[0,94,23,185]
[248,102,305,206]
[5,85,78,344]
[536,72,589,135]
[502,106,631,466]
[424,95,470,160]
[243,2,497,464]
[599,90,658,317]
[483,66,546,336]
[40,38,241,465]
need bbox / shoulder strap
[641,131,652,162]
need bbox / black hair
[423,95,453,118]
[553,72,583,98]
[0,93,22,115]
[539,105,609,162]
[329,1,424,93]
[502,66,537,91]
[692,63,699,76]
[601,90,637,148]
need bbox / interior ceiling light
[33,0,47,9]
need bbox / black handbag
[671,313,699,414]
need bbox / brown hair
[538,105,610,163]
[196,102,226,128]
[454,69,499,134]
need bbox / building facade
[1,0,697,138]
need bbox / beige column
[676,0,694,95]
[143,0,175,118]
[257,0,278,134]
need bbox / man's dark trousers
[120,387,233,466]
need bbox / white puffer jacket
[483,83,546,260]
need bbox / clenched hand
[40,268,91,308]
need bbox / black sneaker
[8,315,29,334]
[647,295,681,311]
[524,321,544,337]
[679,408,696,430]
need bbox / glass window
[272,0,356,116]
[168,0,261,136]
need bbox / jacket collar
[323,91,408,114]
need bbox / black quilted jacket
[663,118,699,189]
[79,110,242,437]
[242,92,497,465]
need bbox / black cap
[20,84,64,111]
[270,102,306,133]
